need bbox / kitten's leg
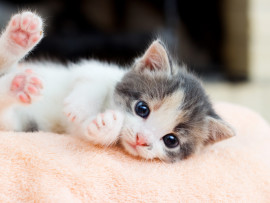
[0,68,43,108]
[63,81,108,124]
[0,11,43,73]
[63,82,123,145]
[10,69,43,104]
[0,69,43,130]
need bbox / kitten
[0,11,234,162]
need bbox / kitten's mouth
[123,141,139,156]
[127,142,137,150]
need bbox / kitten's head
[114,40,235,162]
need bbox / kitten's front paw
[87,110,124,146]
[6,11,43,51]
[10,69,43,104]
[64,100,89,124]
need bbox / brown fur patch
[51,122,66,134]
[153,101,164,111]
[0,56,7,67]
[146,91,186,135]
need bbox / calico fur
[0,11,235,162]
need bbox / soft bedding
[0,102,269,202]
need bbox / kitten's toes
[87,110,124,146]
[10,69,43,104]
[65,111,77,123]
[63,101,89,124]
[89,110,123,131]
[6,11,43,51]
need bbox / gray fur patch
[177,71,219,122]
[179,142,194,159]
[114,70,181,112]
[165,141,194,161]
[25,120,39,132]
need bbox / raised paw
[87,110,124,146]
[6,11,43,50]
[10,69,43,104]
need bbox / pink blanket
[0,103,269,202]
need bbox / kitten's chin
[121,140,140,157]
[121,140,157,160]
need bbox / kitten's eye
[135,101,150,118]
[162,134,179,148]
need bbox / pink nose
[136,134,149,146]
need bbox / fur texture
[0,11,235,162]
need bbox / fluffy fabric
[0,102,269,202]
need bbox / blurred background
[0,0,270,122]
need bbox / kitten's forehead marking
[153,102,163,111]
[150,89,183,110]
[145,90,186,135]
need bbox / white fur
[0,12,126,147]
[7,61,125,139]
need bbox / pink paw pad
[10,69,43,104]
[8,12,43,48]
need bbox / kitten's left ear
[135,40,171,74]
[205,116,235,144]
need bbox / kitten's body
[9,60,124,133]
[0,59,126,145]
[0,12,234,162]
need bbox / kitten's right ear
[204,116,235,144]
[134,40,171,74]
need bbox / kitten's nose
[136,134,149,146]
